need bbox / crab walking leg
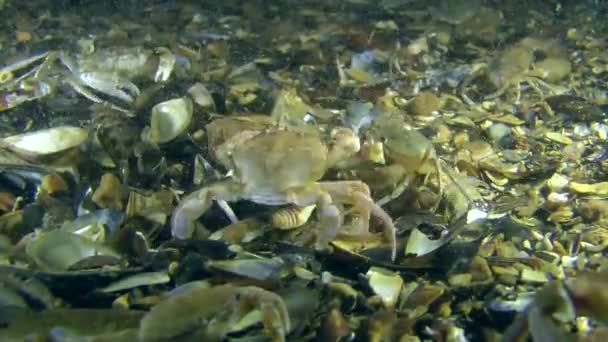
[319,181,372,235]
[171,181,241,239]
[257,293,292,342]
[320,181,397,260]
[353,191,397,261]
[314,192,344,252]
[216,199,239,223]
[376,173,415,207]
[79,71,140,102]
[138,285,291,341]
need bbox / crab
[0,47,175,113]
[502,271,608,341]
[171,116,397,260]
[139,284,291,342]
[348,112,443,211]
[460,39,570,105]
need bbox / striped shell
[271,204,316,230]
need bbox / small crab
[502,271,608,341]
[352,112,443,210]
[56,47,174,112]
[172,116,397,260]
[0,47,176,114]
[460,39,570,105]
[139,284,291,342]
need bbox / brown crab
[171,116,397,260]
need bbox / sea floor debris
[0,0,607,341]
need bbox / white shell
[547,192,569,206]
[154,47,176,83]
[148,97,193,144]
[1,126,88,157]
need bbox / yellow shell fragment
[546,173,569,192]
[569,181,608,196]
[488,114,526,125]
[92,173,123,211]
[544,131,573,145]
[366,267,403,307]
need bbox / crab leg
[320,181,396,260]
[314,192,344,252]
[171,181,242,239]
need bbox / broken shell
[545,192,570,210]
[547,173,569,192]
[206,258,285,281]
[569,181,608,196]
[187,83,216,109]
[25,230,121,271]
[209,218,268,244]
[0,126,89,160]
[520,268,549,284]
[125,190,173,224]
[39,173,69,196]
[99,271,171,293]
[403,282,445,311]
[92,173,123,211]
[544,131,573,145]
[547,205,574,224]
[271,204,316,230]
[405,226,452,257]
[469,256,493,282]
[366,267,403,307]
[484,169,509,187]
[153,47,175,83]
[448,273,473,287]
[148,97,193,144]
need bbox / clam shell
[148,97,193,144]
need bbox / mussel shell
[148,97,193,144]
[0,126,89,161]
[25,230,121,272]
